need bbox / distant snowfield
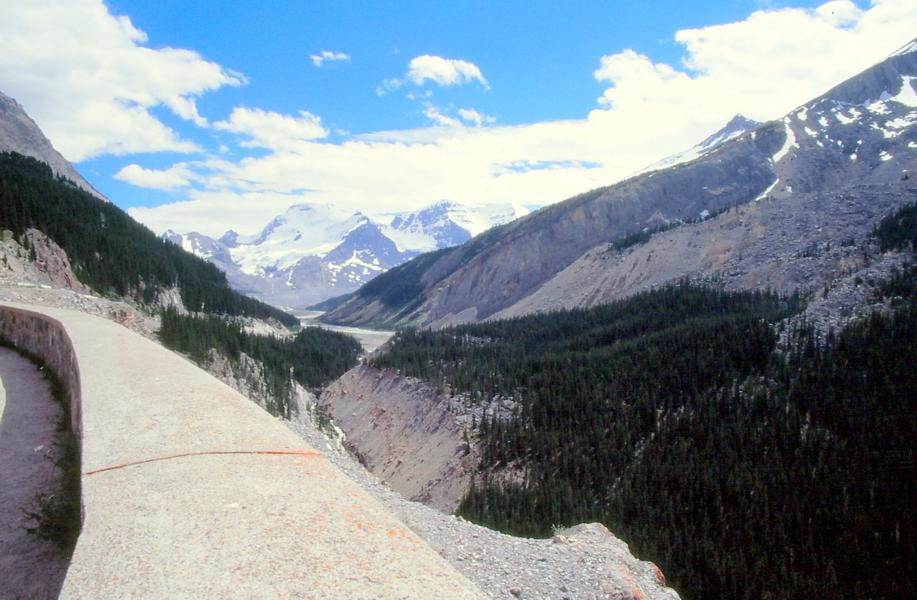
[164,199,531,308]
[230,205,369,275]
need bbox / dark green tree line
[374,281,914,600]
[159,308,360,417]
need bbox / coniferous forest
[373,262,915,599]
[0,152,298,326]
[159,308,360,418]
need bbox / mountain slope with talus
[324,41,917,329]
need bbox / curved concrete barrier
[0,303,485,599]
[0,304,82,445]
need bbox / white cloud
[406,55,488,87]
[423,105,462,127]
[114,163,193,190]
[108,1,917,238]
[586,0,917,146]
[310,50,350,67]
[420,104,497,128]
[0,0,244,161]
[458,109,496,126]
[214,107,328,148]
[815,0,863,26]
[375,78,403,96]
[129,189,301,236]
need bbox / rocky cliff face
[319,364,479,512]
[0,229,89,293]
[0,91,103,200]
[295,372,680,600]
[324,44,917,329]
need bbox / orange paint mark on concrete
[84,449,321,476]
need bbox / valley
[0,7,914,599]
[310,43,917,600]
[296,310,394,354]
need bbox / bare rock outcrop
[320,364,479,512]
[288,403,680,600]
[0,229,89,293]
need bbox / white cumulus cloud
[458,109,496,126]
[310,50,350,67]
[407,55,488,87]
[214,107,328,148]
[0,0,244,161]
[423,105,462,127]
[114,163,194,191]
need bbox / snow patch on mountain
[772,121,799,163]
[891,75,917,107]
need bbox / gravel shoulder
[0,347,71,600]
[287,410,679,600]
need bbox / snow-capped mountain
[164,201,530,309]
[384,200,529,252]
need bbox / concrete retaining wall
[0,305,82,441]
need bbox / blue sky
[102,1,783,130]
[1,1,915,236]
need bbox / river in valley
[296,311,394,354]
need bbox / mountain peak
[724,114,759,130]
[696,114,760,150]
[641,114,760,174]
[219,230,240,247]
[811,40,917,107]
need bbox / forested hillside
[373,278,915,600]
[160,308,360,418]
[0,152,297,326]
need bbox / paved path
[0,303,486,599]
[0,347,70,600]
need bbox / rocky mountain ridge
[0,91,104,200]
[639,114,760,174]
[323,42,917,329]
